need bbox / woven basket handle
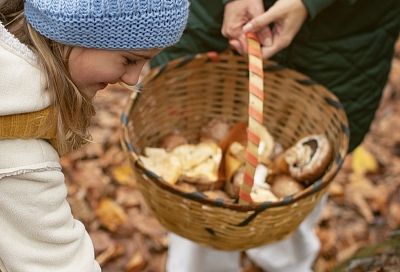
[238,33,264,205]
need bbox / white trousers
[0,171,101,272]
[166,196,327,272]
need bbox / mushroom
[173,142,224,191]
[271,175,304,198]
[225,165,245,198]
[203,190,233,203]
[161,131,188,152]
[251,185,278,203]
[224,141,246,183]
[272,151,289,175]
[225,164,278,203]
[173,181,197,193]
[284,134,332,183]
[225,163,274,199]
[140,147,182,185]
[200,118,231,144]
[219,122,247,152]
[258,126,275,164]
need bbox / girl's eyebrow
[127,52,153,60]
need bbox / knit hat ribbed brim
[24,0,189,50]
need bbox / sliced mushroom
[271,175,304,198]
[285,134,332,183]
[251,185,278,203]
[224,141,246,183]
[140,148,182,185]
[258,126,275,164]
[254,163,274,186]
[180,156,220,183]
[174,142,224,190]
[225,164,274,199]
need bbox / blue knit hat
[24,0,189,49]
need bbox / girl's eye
[124,58,137,65]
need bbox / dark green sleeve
[151,0,227,68]
[301,0,336,19]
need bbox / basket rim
[120,52,350,212]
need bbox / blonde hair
[1,1,94,154]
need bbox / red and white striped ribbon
[239,33,264,205]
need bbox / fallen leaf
[125,251,147,272]
[96,198,128,232]
[90,230,114,254]
[112,164,137,187]
[351,146,378,175]
[96,243,125,267]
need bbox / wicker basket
[121,51,349,251]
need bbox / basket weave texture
[121,52,349,250]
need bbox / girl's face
[68,47,161,98]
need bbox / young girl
[0,0,189,271]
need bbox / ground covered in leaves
[62,41,400,272]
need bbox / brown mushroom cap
[271,175,304,198]
[200,118,231,144]
[285,134,333,183]
[272,151,289,176]
[161,131,188,152]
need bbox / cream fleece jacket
[0,23,101,272]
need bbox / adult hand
[221,0,265,54]
[242,0,308,59]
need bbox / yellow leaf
[351,146,378,175]
[95,198,127,232]
[112,164,136,187]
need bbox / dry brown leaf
[125,251,147,272]
[100,145,127,168]
[112,164,137,187]
[68,196,95,224]
[316,228,337,256]
[127,211,166,238]
[336,242,364,264]
[90,230,114,254]
[328,182,344,197]
[96,198,128,232]
[351,146,378,175]
[145,253,167,272]
[115,187,143,208]
[96,243,125,267]
[73,160,110,189]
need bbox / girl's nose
[120,65,142,86]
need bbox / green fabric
[302,0,336,19]
[151,0,400,152]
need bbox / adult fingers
[257,26,273,47]
[242,9,279,33]
[261,34,292,59]
[229,39,244,55]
